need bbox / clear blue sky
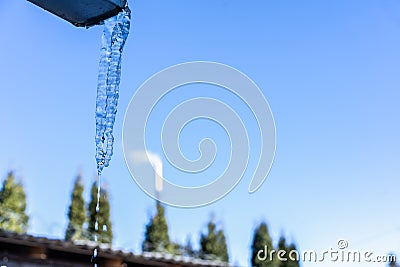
[1,1,400,266]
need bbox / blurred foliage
[88,181,113,244]
[65,174,86,241]
[0,171,29,234]
[199,217,229,262]
[142,201,171,253]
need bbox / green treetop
[65,174,86,241]
[199,218,229,262]
[0,171,29,234]
[142,201,171,253]
[277,236,300,267]
[251,222,275,267]
[388,254,399,267]
[286,243,300,267]
[88,181,113,244]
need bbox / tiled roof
[0,230,229,267]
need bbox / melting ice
[92,4,131,266]
[95,4,131,176]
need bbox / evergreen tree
[277,237,288,267]
[0,172,29,234]
[65,174,86,241]
[142,201,171,253]
[276,236,300,267]
[88,181,113,244]
[286,243,300,267]
[215,228,229,262]
[199,218,229,262]
[251,222,275,267]
[388,254,399,267]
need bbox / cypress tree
[388,254,399,267]
[251,222,275,267]
[285,243,300,267]
[65,174,86,241]
[275,235,300,267]
[142,201,171,252]
[0,171,29,234]
[216,228,229,262]
[276,237,288,267]
[88,181,113,244]
[199,218,229,262]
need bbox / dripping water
[92,3,131,266]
